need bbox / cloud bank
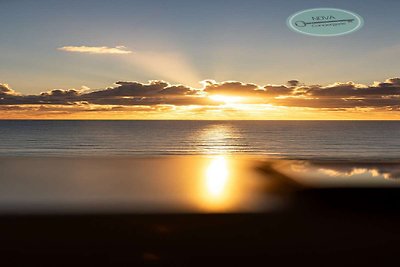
[1,77,399,118]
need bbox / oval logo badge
[287,8,363,36]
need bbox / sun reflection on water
[206,156,229,198]
[195,123,243,155]
[198,155,236,211]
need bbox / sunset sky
[1,0,400,119]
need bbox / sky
[0,0,400,119]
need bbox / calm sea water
[0,120,399,160]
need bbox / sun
[209,95,243,104]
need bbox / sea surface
[0,120,399,160]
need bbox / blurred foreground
[0,156,399,266]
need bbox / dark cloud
[1,77,400,110]
[41,89,80,97]
[203,81,261,96]
[287,80,300,87]
[0,81,204,106]
[85,81,192,98]
[263,85,294,96]
[78,81,206,106]
[271,97,400,109]
[304,78,400,98]
[309,85,400,97]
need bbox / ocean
[0,120,398,160]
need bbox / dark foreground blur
[0,156,399,266]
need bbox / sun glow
[209,95,243,104]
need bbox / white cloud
[58,45,132,54]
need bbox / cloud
[310,161,400,179]
[287,80,300,87]
[0,83,19,96]
[0,81,211,107]
[58,45,132,54]
[267,77,400,109]
[263,85,294,96]
[304,79,400,97]
[202,81,297,97]
[85,81,195,98]
[79,80,210,106]
[203,80,262,96]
